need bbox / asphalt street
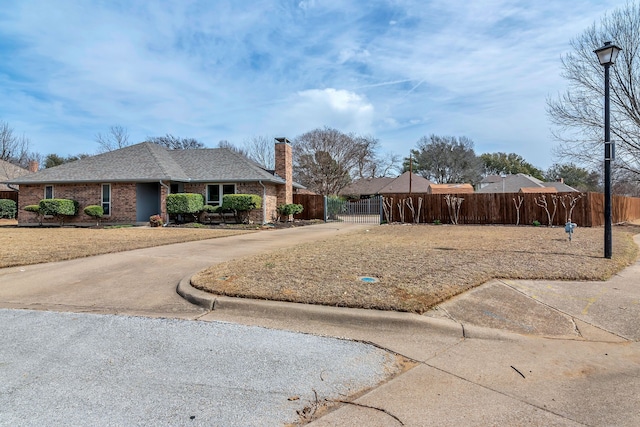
[0,308,399,426]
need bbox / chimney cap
[275,137,290,144]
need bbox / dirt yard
[0,226,253,268]
[191,223,640,314]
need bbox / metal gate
[325,196,382,224]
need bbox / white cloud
[273,88,374,135]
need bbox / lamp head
[594,41,622,66]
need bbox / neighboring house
[476,173,579,193]
[427,183,475,194]
[0,159,37,202]
[339,172,432,198]
[8,140,296,225]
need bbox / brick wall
[17,180,283,226]
[183,182,279,223]
[17,183,138,225]
[275,140,293,206]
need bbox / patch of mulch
[192,223,640,314]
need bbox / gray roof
[0,159,31,190]
[8,142,286,185]
[476,173,579,193]
[340,172,434,196]
[339,176,394,196]
[379,172,433,194]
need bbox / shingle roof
[379,172,433,194]
[339,172,433,196]
[8,142,286,185]
[476,174,579,193]
[339,176,394,196]
[0,159,31,190]
[428,183,475,194]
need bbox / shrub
[0,199,17,219]
[166,193,205,223]
[201,204,219,213]
[83,205,104,226]
[149,214,164,227]
[221,194,262,224]
[38,199,78,225]
[276,203,304,222]
[24,204,43,225]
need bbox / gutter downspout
[258,181,267,225]
[159,180,170,227]
[7,184,19,192]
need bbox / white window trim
[102,183,111,217]
[206,183,236,206]
[44,185,54,199]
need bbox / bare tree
[293,127,360,195]
[95,125,130,152]
[547,1,640,182]
[411,135,482,184]
[444,195,464,225]
[146,134,205,149]
[217,140,249,157]
[0,120,30,165]
[243,135,275,169]
[513,196,524,226]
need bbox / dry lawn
[0,226,253,268]
[192,224,640,314]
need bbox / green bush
[276,203,304,222]
[83,205,104,226]
[24,204,43,225]
[221,194,262,224]
[0,199,17,219]
[167,193,205,223]
[201,204,219,213]
[39,199,78,225]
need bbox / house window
[206,184,235,206]
[102,184,111,216]
[44,185,54,199]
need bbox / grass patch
[0,227,254,268]
[192,224,640,314]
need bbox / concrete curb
[177,275,468,337]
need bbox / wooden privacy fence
[293,194,325,220]
[0,191,18,203]
[294,192,640,227]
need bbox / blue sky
[0,0,623,170]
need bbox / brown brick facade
[275,139,293,206]
[17,183,138,225]
[17,180,284,226]
[183,182,280,224]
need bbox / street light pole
[594,41,622,259]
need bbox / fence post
[379,196,383,224]
[323,195,328,222]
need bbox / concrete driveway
[0,222,368,318]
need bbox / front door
[136,183,161,222]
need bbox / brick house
[1,159,38,204]
[8,139,296,226]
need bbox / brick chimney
[27,161,39,172]
[274,137,292,206]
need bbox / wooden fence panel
[293,194,324,220]
[0,191,18,203]
[292,192,640,226]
